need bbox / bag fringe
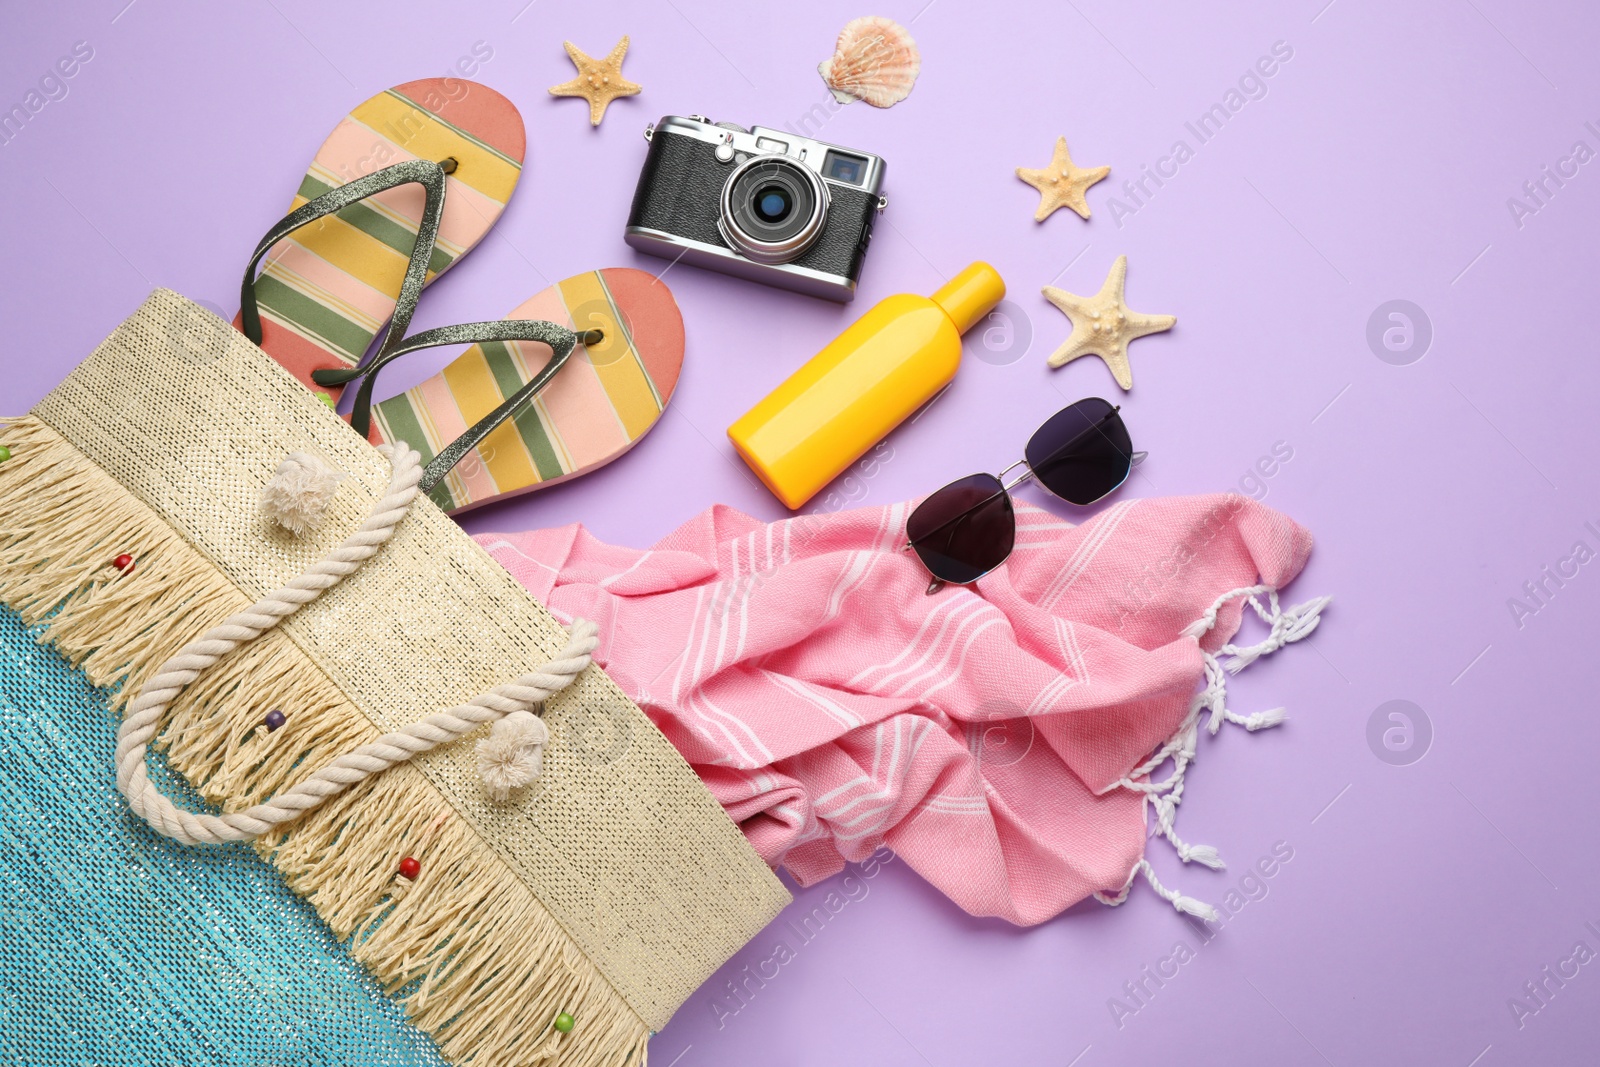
[0,416,649,1067]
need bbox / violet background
[3,1,1598,1064]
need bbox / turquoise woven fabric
[0,606,449,1067]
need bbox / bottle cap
[931,261,1006,335]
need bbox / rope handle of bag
[115,442,597,845]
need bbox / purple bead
[264,709,286,732]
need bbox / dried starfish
[1016,137,1110,221]
[1042,256,1175,389]
[548,36,641,126]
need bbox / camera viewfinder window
[823,151,866,186]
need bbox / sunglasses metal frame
[904,402,1146,594]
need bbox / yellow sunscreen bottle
[728,261,1005,509]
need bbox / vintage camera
[625,115,888,302]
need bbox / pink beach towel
[475,493,1327,926]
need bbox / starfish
[548,36,642,126]
[1016,137,1110,221]
[1042,256,1176,390]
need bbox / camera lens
[754,185,792,223]
[719,155,830,264]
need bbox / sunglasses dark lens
[1024,398,1134,505]
[907,473,1015,585]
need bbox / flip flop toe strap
[314,320,601,495]
[239,157,448,367]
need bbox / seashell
[817,16,920,108]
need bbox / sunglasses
[905,398,1145,593]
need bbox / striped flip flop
[320,269,685,515]
[237,79,525,400]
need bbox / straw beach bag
[0,289,790,1066]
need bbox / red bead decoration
[112,554,134,574]
[398,856,421,880]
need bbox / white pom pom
[261,452,345,536]
[477,710,550,801]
